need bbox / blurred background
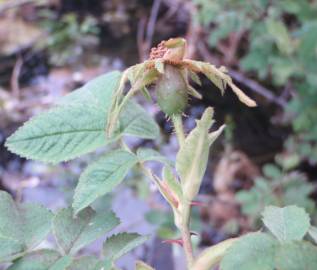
[0,0,317,269]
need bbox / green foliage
[236,158,315,225]
[39,12,100,66]
[220,206,317,270]
[221,233,277,270]
[5,72,159,164]
[103,233,149,261]
[194,0,317,163]
[0,191,148,270]
[176,107,225,200]
[262,206,310,243]
[53,207,119,255]
[0,191,52,262]
[72,149,139,213]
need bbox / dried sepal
[183,60,257,107]
[189,70,202,86]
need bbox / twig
[145,0,162,52]
[11,56,23,99]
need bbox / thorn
[190,201,206,207]
[162,239,183,246]
[190,231,199,236]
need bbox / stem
[172,114,185,147]
[181,200,194,268]
[171,114,194,268]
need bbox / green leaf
[72,150,138,213]
[7,250,60,270]
[53,207,119,254]
[275,241,317,270]
[137,148,173,166]
[0,191,52,262]
[220,232,277,270]
[262,205,310,242]
[48,256,72,270]
[103,232,148,261]
[6,72,159,164]
[176,107,224,200]
[308,226,317,244]
[68,256,103,270]
[136,260,155,270]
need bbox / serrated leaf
[103,233,148,261]
[0,191,52,262]
[73,150,138,213]
[220,233,277,270]
[137,148,173,166]
[136,260,155,270]
[262,205,310,242]
[176,107,224,200]
[48,256,72,270]
[53,207,119,254]
[308,226,317,244]
[275,241,317,270]
[6,72,159,164]
[7,250,60,270]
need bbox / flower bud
[155,65,188,116]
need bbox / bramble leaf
[53,207,119,255]
[103,232,148,261]
[220,232,277,270]
[6,71,159,164]
[275,241,317,270]
[68,256,103,270]
[262,205,310,242]
[48,256,72,270]
[0,191,52,262]
[72,150,138,213]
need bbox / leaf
[72,150,138,213]
[275,241,317,270]
[68,256,103,270]
[308,226,317,244]
[53,207,119,255]
[136,260,155,270]
[7,250,60,270]
[192,238,237,270]
[137,148,173,166]
[48,256,72,270]
[262,205,310,242]
[162,166,182,200]
[0,191,52,262]
[176,107,224,200]
[103,233,148,261]
[220,233,278,270]
[6,72,159,164]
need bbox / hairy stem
[172,114,185,147]
[171,115,194,268]
[181,200,194,268]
